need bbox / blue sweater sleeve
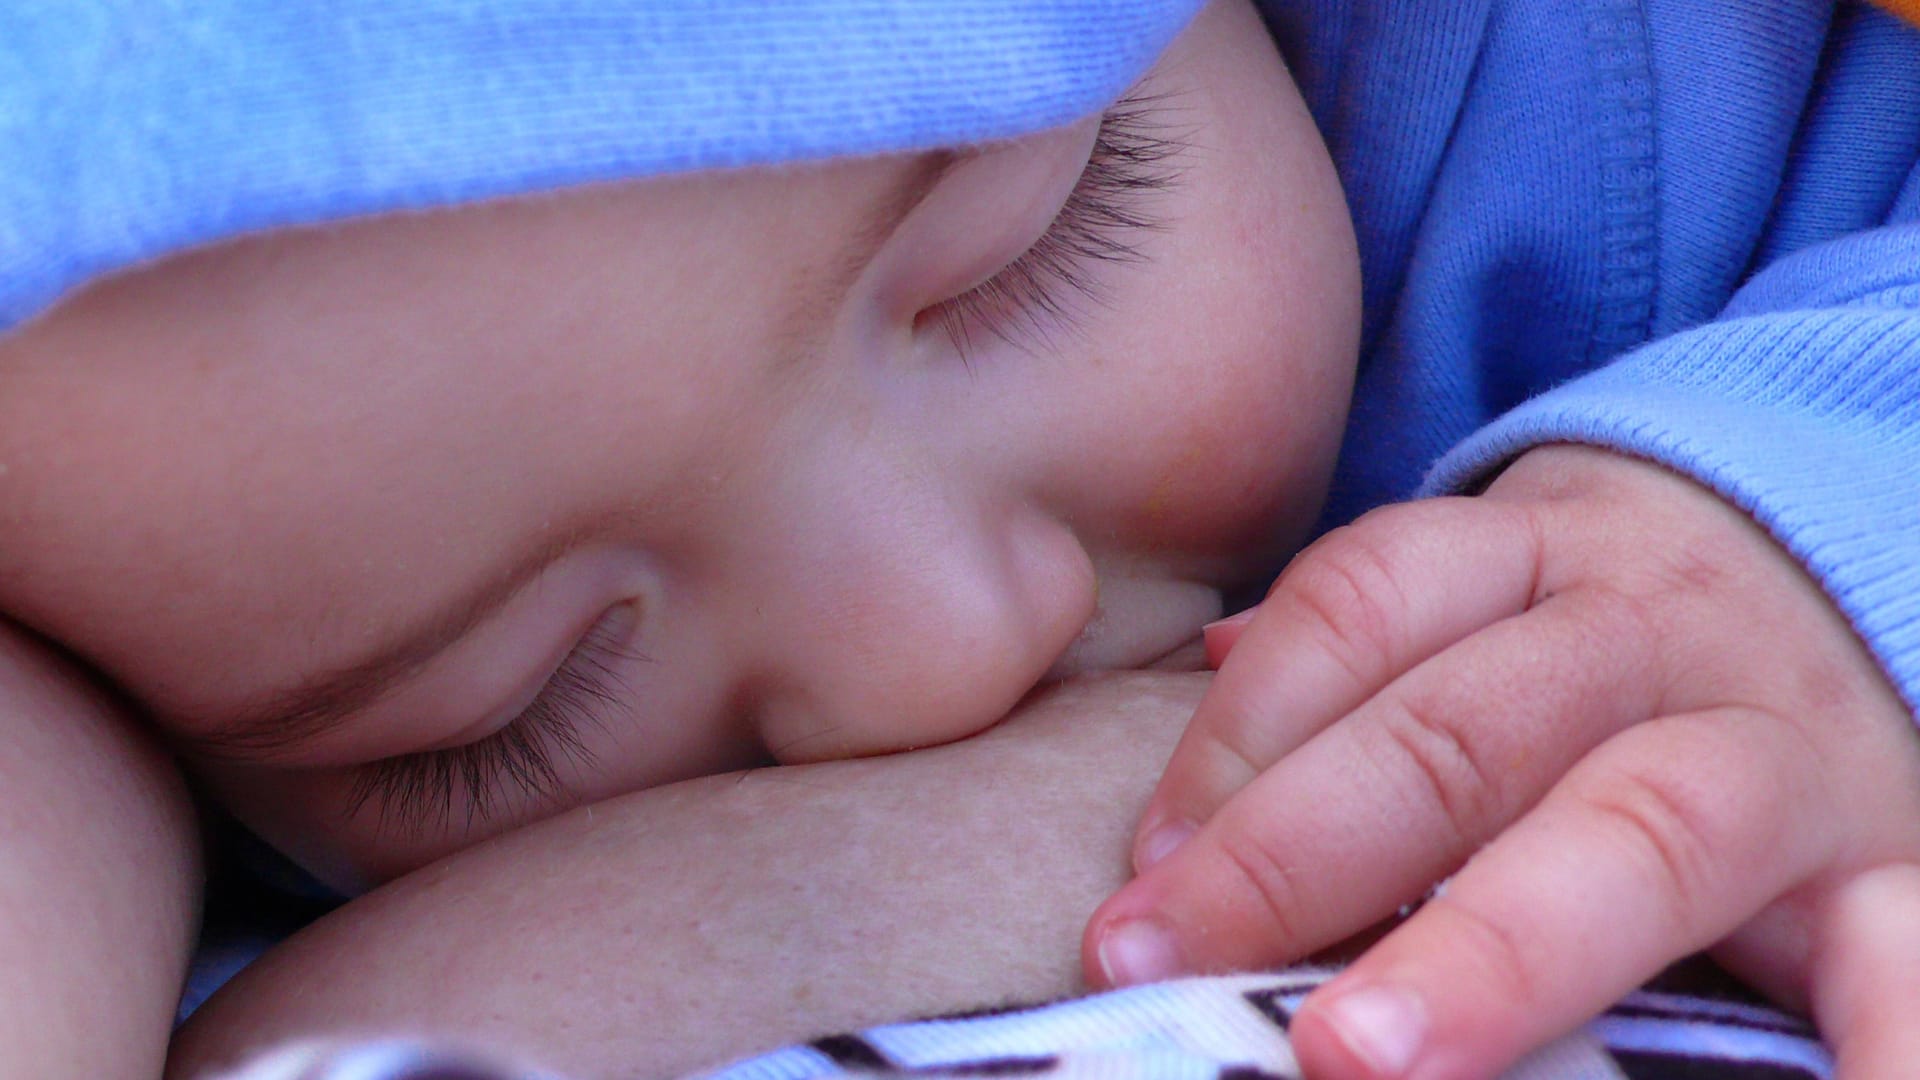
[1426,219,1920,711]
[1273,0,1920,716]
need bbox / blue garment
[1260,0,1920,712]
[0,0,1200,330]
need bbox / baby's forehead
[1,0,1200,334]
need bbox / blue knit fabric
[0,1,1201,330]
[1262,0,1920,711]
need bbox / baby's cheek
[1134,426,1259,538]
[1121,352,1337,562]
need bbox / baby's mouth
[1043,577,1221,680]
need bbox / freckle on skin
[1141,441,1210,524]
[1140,480,1173,522]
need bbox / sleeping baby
[2,0,1919,1077]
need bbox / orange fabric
[1872,0,1920,27]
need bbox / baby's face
[0,0,1357,890]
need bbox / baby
[4,0,1920,1076]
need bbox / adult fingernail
[1135,819,1196,873]
[1096,917,1186,986]
[1322,985,1426,1077]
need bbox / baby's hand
[1083,445,1920,1079]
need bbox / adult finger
[1810,862,1920,1080]
[1088,587,1663,987]
[1286,707,1823,1080]
[1135,496,1543,871]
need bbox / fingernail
[1135,819,1197,872]
[1096,917,1186,986]
[1202,608,1256,666]
[1201,608,1257,633]
[1322,985,1426,1077]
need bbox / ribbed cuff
[1425,304,1920,714]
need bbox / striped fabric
[216,970,1833,1080]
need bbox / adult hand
[175,670,1207,1080]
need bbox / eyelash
[347,614,639,834]
[922,91,1185,359]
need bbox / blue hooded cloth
[0,1,1203,331]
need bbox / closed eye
[921,91,1187,361]
[346,605,642,835]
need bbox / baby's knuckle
[1375,694,1502,845]
[1424,892,1544,1007]
[1580,767,1732,933]
[1193,705,1281,789]
[1670,540,1734,591]
[1280,528,1409,681]
[1211,822,1312,949]
[1569,556,1636,612]
[1578,581,1672,660]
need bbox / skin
[170,670,1208,1080]
[0,620,199,1079]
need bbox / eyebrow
[174,529,581,763]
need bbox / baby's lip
[1042,578,1221,680]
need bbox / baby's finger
[1136,497,1541,870]
[1288,707,1819,1080]
[1810,862,1920,1080]
[1089,588,1663,987]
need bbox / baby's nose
[740,493,1098,765]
